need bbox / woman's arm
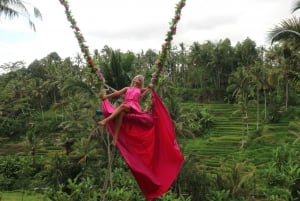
[141,84,153,99]
[103,87,128,100]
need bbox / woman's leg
[98,104,130,126]
[112,111,125,145]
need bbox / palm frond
[0,0,28,18]
[288,70,300,85]
[33,7,42,19]
[268,16,300,44]
[293,137,300,144]
[292,1,300,13]
[62,79,96,98]
[0,0,42,31]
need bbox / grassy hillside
[0,191,49,201]
[181,102,300,171]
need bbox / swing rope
[58,0,106,85]
[59,0,186,89]
[151,0,186,85]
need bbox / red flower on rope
[151,0,186,85]
[59,0,105,83]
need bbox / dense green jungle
[0,37,300,201]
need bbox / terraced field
[181,103,299,172]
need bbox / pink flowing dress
[101,87,184,200]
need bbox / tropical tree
[268,16,300,45]
[0,69,32,137]
[265,145,300,200]
[268,0,300,44]
[187,39,237,101]
[0,0,42,31]
[175,151,213,201]
[43,154,80,190]
[69,138,99,177]
[0,61,25,72]
[99,49,132,90]
[188,41,214,90]
[58,94,94,139]
[248,61,267,130]
[142,49,158,71]
[267,2,300,110]
[217,161,256,199]
[234,38,259,67]
[265,44,296,112]
[30,78,46,121]
[209,39,235,91]
[227,66,255,147]
[173,43,189,86]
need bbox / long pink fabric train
[101,88,184,199]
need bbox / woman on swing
[99,74,183,200]
[98,74,152,145]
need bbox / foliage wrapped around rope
[151,0,186,85]
[58,0,105,83]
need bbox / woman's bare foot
[98,120,107,127]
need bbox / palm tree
[0,0,42,31]
[217,161,256,199]
[69,138,99,175]
[249,63,264,130]
[268,2,300,95]
[227,66,255,146]
[268,1,300,44]
[57,95,94,139]
[268,16,300,45]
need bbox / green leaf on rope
[151,0,186,85]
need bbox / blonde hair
[131,75,144,88]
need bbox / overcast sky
[0,0,297,67]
